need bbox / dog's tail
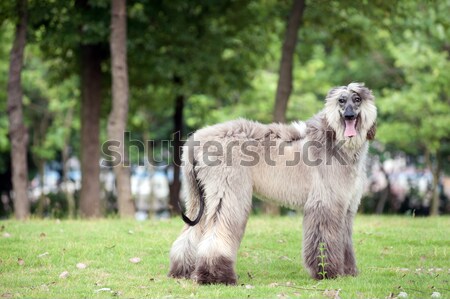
[179,139,205,226]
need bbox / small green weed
[317,242,328,279]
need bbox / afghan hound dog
[168,83,377,285]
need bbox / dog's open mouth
[344,118,358,138]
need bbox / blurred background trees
[0,0,449,219]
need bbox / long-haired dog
[169,83,377,284]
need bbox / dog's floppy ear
[348,83,375,102]
[367,122,376,140]
[323,117,336,140]
[359,86,375,102]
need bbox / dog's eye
[338,98,345,104]
[354,97,361,103]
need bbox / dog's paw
[168,260,194,279]
[311,266,344,280]
[192,256,237,285]
[344,266,358,276]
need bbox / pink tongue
[344,119,357,137]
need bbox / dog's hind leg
[192,167,253,285]
[168,157,203,279]
[302,193,346,279]
[168,223,202,279]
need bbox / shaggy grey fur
[169,83,377,284]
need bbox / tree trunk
[430,154,441,216]
[36,160,45,217]
[31,102,50,218]
[273,0,306,123]
[7,0,29,220]
[375,164,391,214]
[169,86,184,216]
[79,44,103,218]
[61,109,75,218]
[265,0,305,216]
[62,145,75,219]
[108,0,135,218]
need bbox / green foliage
[1,0,449,186]
[0,22,14,153]
[377,1,450,155]
[1,1,82,172]
[22,43,79,163]
[127,0,282,136]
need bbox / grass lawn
[0,215,449,298]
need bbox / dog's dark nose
[344,107,356,120]
[344,112,355,120]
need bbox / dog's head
[324,83,377,145]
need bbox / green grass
[0,215,449,298]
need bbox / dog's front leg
[302,198,345,279]
[343,208,358,276]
